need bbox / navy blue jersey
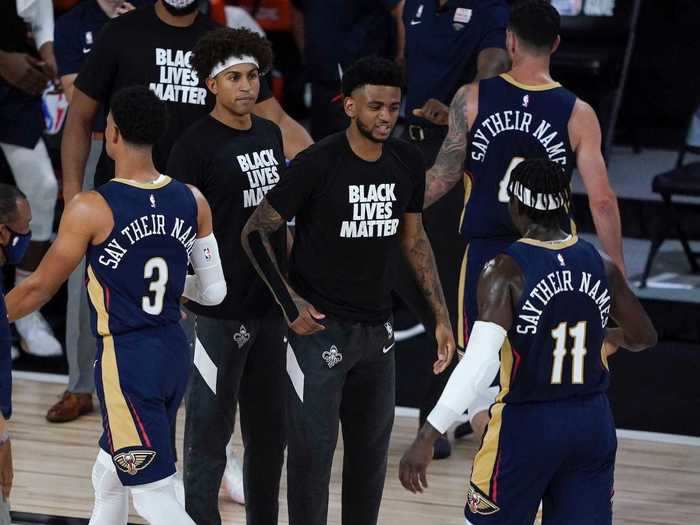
[86,177,198,337]
[500,236,610,404]
[462,74,577,239]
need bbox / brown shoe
[46,391,94,423]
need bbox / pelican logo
[466,484,500,515]
[234,325,250,349]
[149,194,156,208]
[384,321,393,339]
[322,345,343,368]
[523,95,530,108]
[114,450,156,476]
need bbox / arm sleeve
[476,2,509,52]
[265,147,322,220]
[183,233,227,306]
[406,144,426,213]
[73,22,120,104]
[427,321,505,433]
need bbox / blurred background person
[0,0,61,358]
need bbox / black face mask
[161,0,200,17]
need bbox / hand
[37,42,58,84]
[604,327,625,358]
[0,440,12,500]
[603,340,618,357]
[289,297,325,335]
[0,51,50,96]
[399,435,432,494]
[412,99,449,126]
[433,322,455,374]
[115,2,136,16]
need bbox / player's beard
[161,0,200,16]
[356,117,390,143]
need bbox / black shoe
[454,421,473,440]
[433,435,452,460]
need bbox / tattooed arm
[424,84,472,208]
[400,213,456,374]
[242,198,325,335]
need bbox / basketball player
[422,0,625,438]
[0,184,32,520]
[5,86,226,525]
[400,158,657,524]
[242,56,455,525]
[168,27,287,524]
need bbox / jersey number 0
[142,257,169,315]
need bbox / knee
[91,450,126,499]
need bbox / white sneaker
[222,450,245,505]
[15,311,62,357]
[173,470,185,506]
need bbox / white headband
[210,55,260,79]
[509,180,566,211]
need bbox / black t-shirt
[266,132,426,323]
[168,114,286,320]
[74,5,272,186]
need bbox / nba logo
[522,95,530,108]
[85,31,93,45]
[203,247,212,261]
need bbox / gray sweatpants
[64,139,100,394]
[0,493,9,525]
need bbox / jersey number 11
[550,321,587,384]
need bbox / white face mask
[163,0,197,7]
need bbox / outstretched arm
[424,85,470,208]
[242,198,324,335]
[399,213,455,374]
[6,193,102,320]
[571,100,625,274]
[399,254,521,494]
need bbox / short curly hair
[110,86,167,146]
[509,0,560,51]
[342,56,403,97]
[191,27,273,80]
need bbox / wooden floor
[9,377,700,524]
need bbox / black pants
[183,310,287,525]
[395,126,466,425]
[286,317,395,525]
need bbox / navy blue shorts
[466,393,616,525]
[457,238,515,348]
[94,324,190,486]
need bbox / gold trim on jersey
[458,172,473,233]
[517,235,578,251]
[471,338,514,497]
[457,245,470,349]
[111,175,172,190]
[500,73,562,92]
[86,265,142,452]
[601,343,610,371]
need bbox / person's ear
[206,76,218,95]
[551,35,561,55]
[344,96,356,119]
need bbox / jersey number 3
[550,321,587,384]
[142,257,169,315]
[498,157,525,203]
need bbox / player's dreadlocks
[191,27,273,81]
[507,158,571,229]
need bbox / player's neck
[507,58,555,87]
[211,105,253,131]
[345,126,383,162]
[522,223,569,243]
[154,1,198,28]
[114,151,161,183]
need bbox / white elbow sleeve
[183,233,227,306]
[427,321,505,434]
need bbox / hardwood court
[9,377,700,524]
